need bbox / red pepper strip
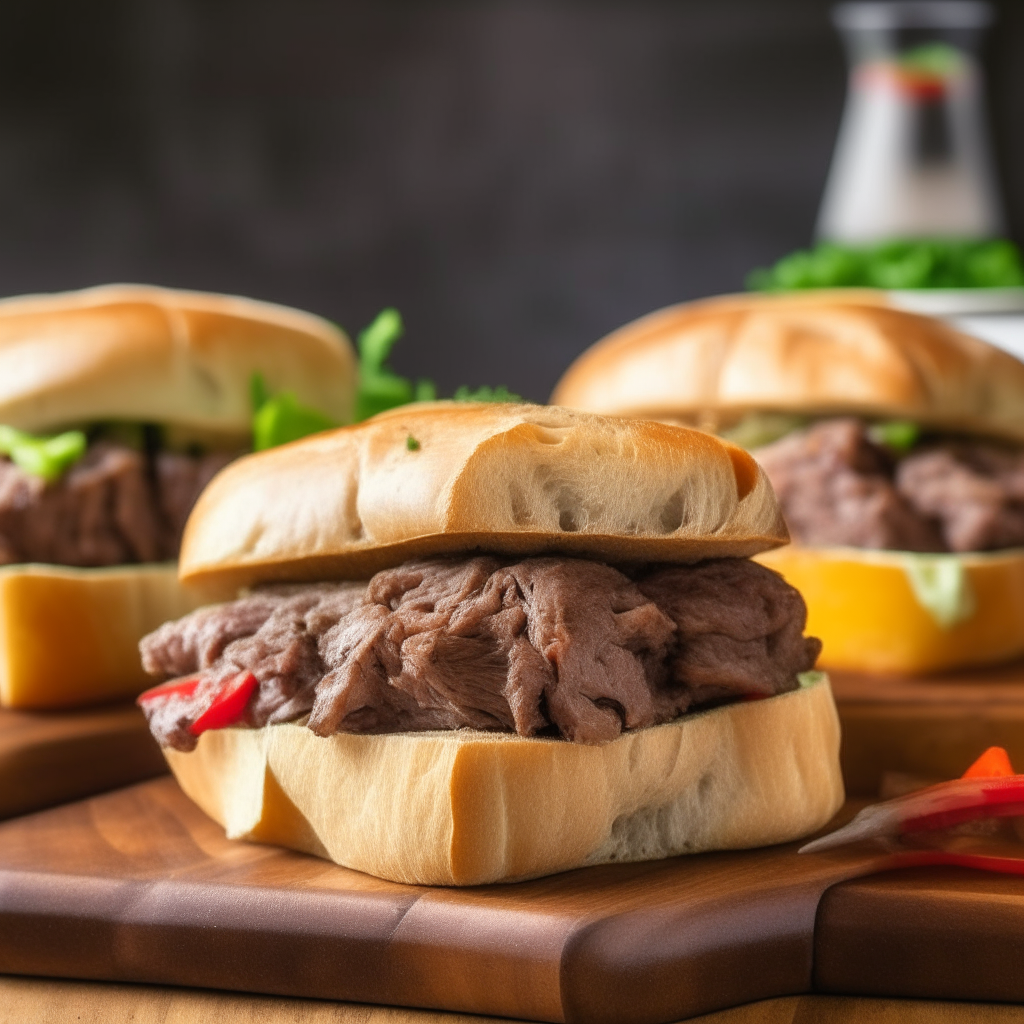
[801,774,1024,855]
[189,671,258,736]
[137,675,201,705]
[963,746,1015,779]
[886,849,1024,878]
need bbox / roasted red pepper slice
[189,671,258,736]
[801,747,1024,854]
[963,746,1015,780]
[137,675,201,705]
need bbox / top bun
[179,402,788,588]
[551,291,1024,443]
[0,284,356,437]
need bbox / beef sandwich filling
[0,439,235,566]
[755,418,1024,553]
[140,555,821,751]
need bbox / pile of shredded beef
[755,418,1024,553]
[140,555,821,750]
[0,442,234,566]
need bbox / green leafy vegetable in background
[0,425,87,482]
[747,239,1024,292]
[452,384,523,403]
[720,412,807,450]
[868,420,921,454]
[355,308,437,421]
[352,308,523,420]
[897,42,962,79]
[250,373,337,451]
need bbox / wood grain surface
[0,703,166,819]
[831,662,1024,796]
[816,866,1024,1003]
[0,778,894,1024]
[3,979,1023,1024]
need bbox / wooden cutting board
[8,779,1024,1024]
[831,661,1024,796]
[816,866,1024,1004]
[0,703,167,819]
[0,777,902,1024]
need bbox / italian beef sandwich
[138,402,843,885]
[0,283,354,709]
[553,292,1024,675]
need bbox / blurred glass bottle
[817,1,1003,243]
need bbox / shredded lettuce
[748,239,1024,292]
[797,670,828,689]
[250,373,337,451]
[900,554,976,629]
[868,420,921,454]
[453,385,523,403]
[721,412,807,450]
[0,425,87,483]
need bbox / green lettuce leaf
[0,425,87,483]
[867,420,921,454]
[452,385,523,403]
[250,373,337,451]
[354,309,437,421]
[748,239,1024,292]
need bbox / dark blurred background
[0,0,1022,400]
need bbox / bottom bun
[164,675,843,886]
[0,564,226,710]
[758,546,1024,675]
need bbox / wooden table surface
[0,701,166,819]
[3,978,1024,1024]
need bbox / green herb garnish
[868,420,921,454]
[406,435,420,451]
[452,385,523,403]
[748,239,1024,292]
[0,425,87,483]
[250,373,337,451]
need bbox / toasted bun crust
[551,291,1024,443]
[757,546,1024,675]
[0,284,356,436]
[164,676,843,885]
[178,402,789,587]
[0,564,230,709]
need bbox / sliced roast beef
[756,419,944,551]
[155,450,237,556]
[638,558,821,706]
[756,418,1024,554]
[0,441,236,567]
[140,554,817,751]
[896,444,1024,552]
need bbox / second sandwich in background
[0,284,355,710]
[553,292,1024,675]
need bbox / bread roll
[178,402,789,588]
[0,564,230,709]
[551,292,1024,442]
[758,546,1024,675]
[164,675,843,886]
[0,284,356,437]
